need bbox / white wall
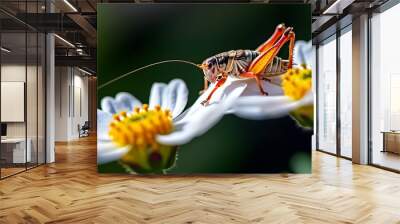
[55,67,69,141]
[55,67,89,141]
[71,73,89,138]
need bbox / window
[317,35,337,154]
[339,26,352,158]
[0,2,46,179]
[370,3,400,171]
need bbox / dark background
[98,4,312,173]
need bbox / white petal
[115,92,141,111]
[157,78,247,145]
[233,91,314,120]
[173,83,216,122]
[101,93,140,114]
[149,82,167,109]
[298,91,314,105]
[97,109,112,141]
[177,77,246,123]
[240,78,283,97]
[233,98,293,120]
[101,96,117,114]
[158,104,223,145]
[164,79,188,118]
[156,129,195,146]
[293,40,313,66]
[97,142,129,164]
[234,95,289,107]
[161,84,169,109]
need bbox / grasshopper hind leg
[239,71,269,96]
[245,27,295,96]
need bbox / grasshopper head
[200,56,223,83]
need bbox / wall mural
[97,4,313,174]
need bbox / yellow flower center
[282,65,312,100]
[108,104,173,150]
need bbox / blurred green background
[98,4,312,173]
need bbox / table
[1,138,31,163]
[381,131,400,154]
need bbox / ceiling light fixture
[76,48,85,55]
[78,67,93,76]
[54,34,75,48]
[322,0,354,15]
[63,0,78,12]
[1,47,11,53]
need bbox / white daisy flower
[231,40,313,121]
[97,79,187,166]
[97,78,246,172]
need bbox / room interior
[54,66,91,142]
[0,0,400,222]
[314,0,400,171]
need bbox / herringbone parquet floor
[1,135,400,224]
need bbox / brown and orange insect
[198,23,295,106]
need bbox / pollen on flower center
[108,104,173,149]
[282,65,312,100]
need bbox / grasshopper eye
[216,74,223,81]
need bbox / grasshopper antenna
[98,60,203,90]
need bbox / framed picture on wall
[97,4,313,174]
[1,82,25,122]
